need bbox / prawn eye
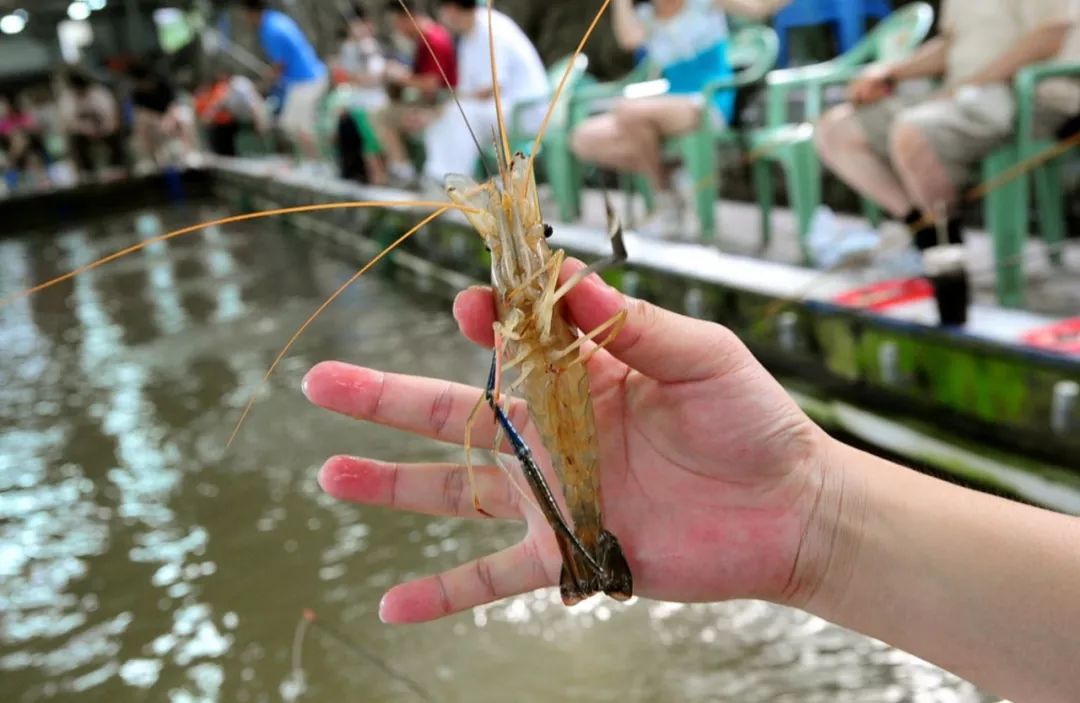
[543,224,554,239]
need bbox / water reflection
[0,203,995,702]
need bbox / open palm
[303,260,832,623]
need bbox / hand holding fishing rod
[305,260,1080,703]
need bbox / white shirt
[456,8,549,106]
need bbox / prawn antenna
[487,0,513,174]
[226,207,450,447]
[0,200,477,309]
[395,0,494,180]
[525,0,613,188]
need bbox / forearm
[960,21,1072,87]
[807,440,1080,703]
[715,0,789,20]
[612,0,646,52]
[884,37,949,81]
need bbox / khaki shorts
[376,102,440,136]
[279,75,328,138]
[856,84,1069,186]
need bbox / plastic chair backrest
[839,2,935,67]
[728,25,781,84]
[543,54,590,132]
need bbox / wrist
[779,436,868,613]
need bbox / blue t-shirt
[259,10,326,85]
[637,0,735,123]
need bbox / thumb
[559,259,748,384]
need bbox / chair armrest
[508,95,552,139]
[766,63,865,126]
[1014,61,1080,146]
[767,60,857,90]
[1016,60,1080,91]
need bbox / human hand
[303,260,841,624]
[848,64,896,105]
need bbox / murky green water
[0,204,995,702]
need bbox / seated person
[129,62,199,168]
[570,0,786,238]
[419,0,550,187]
[330,3,389,184]
[376,0,458,187]
[0,94,51,189]
[60,73,128,180]
[815,0,1079,254]
[195,71,269,157]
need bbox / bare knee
[888,119,933,171]
[571,115,611,160]
[815,104,860,156]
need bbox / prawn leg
[551,193,627,304]
[479,352,605,578]
[552,308,628,368]
[459,347,545,521]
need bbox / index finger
[302,360,534,449]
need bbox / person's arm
[956,18,1074,88]
[883,35,950,81]
[612,0,647,52]
[305,260,1080,701]
[714,0,790,20]
[849,37,949,104]
[810,442,1080,703]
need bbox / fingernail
[378,593,390,623]
[301,369,312,398]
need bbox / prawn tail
[557,529,633,605]
[598,528,633,601]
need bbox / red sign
[833,278,934,312]
[1021,318,1080,356]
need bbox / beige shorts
[856,84,1069,186]
[376,102,439,135]
[279,75,328,138]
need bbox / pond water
[0,204,996,702]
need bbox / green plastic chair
[764,2,935,128]
[759,2,935,238]
[476,53,590,222]
[568,26,780,241]
[984,61,1080,308]
[566,61,662,222]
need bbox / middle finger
[319,455,527,520]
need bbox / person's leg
[815,101,914,219]
[570,112,648,173]
[570,97,700,189]
[889,87,1019,248]
[374,103,412,173]
[132,108,160,166]
[209,123,236,157]
[422,100,497,181]
[71,133,94,176]
[354,109,388,186]
[337,111,368,182]
[280,78,327,162]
